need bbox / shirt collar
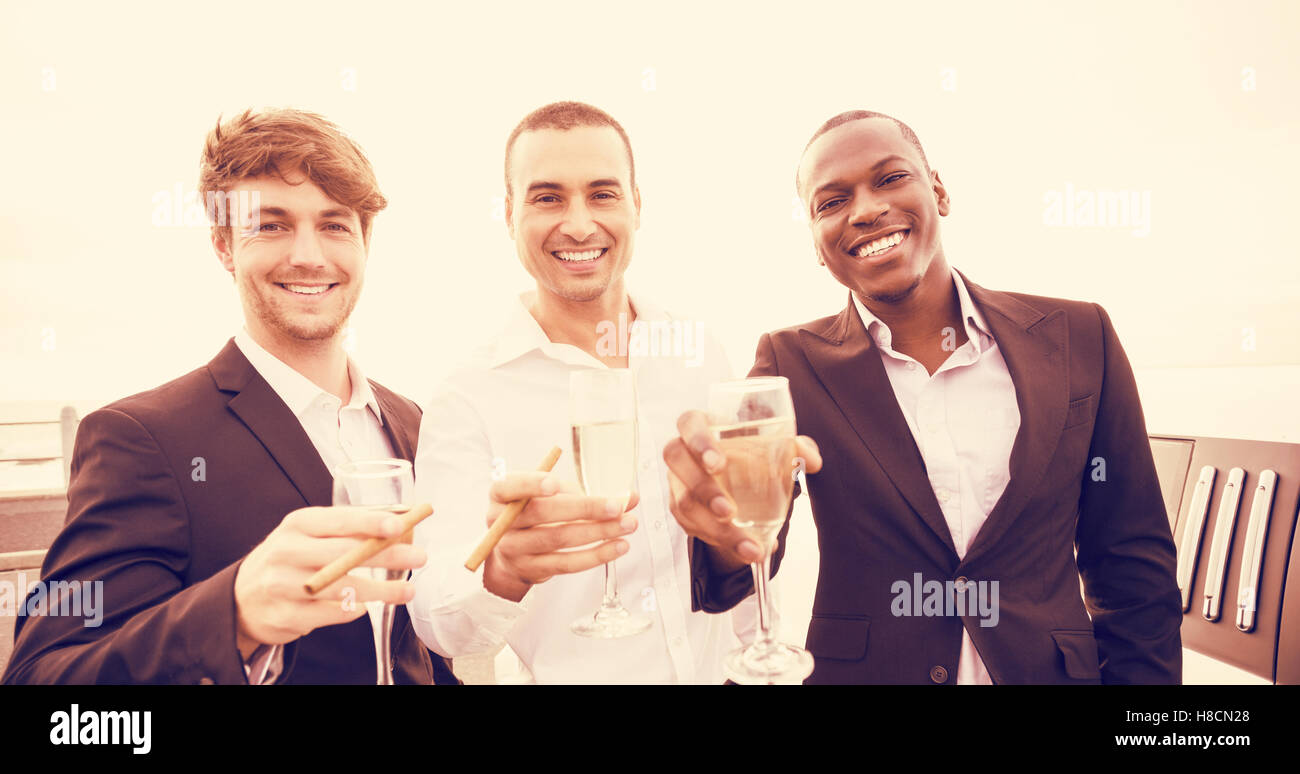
[851,266,995,354]
[234,329,382,422]
[487,290,667,369]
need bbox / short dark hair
[504,101,636,196]
[795,110,931,194]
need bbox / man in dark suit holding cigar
[662,110,1182,684]
[4,108,451,684]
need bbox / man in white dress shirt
[409,102,754,683]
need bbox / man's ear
[633,185,642,230]
[211,229,236,276]
[931,170,951,216]
[505,193,515,240]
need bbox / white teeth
[555,249,603,262]
[856,231,906,257]
[283,284,330,295]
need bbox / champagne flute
[331,458,414,685]
[709,377,814,684]
[569,368,651,638]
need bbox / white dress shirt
[409,291,760,684]
[234,329,396,683]
[851,268,1021,685]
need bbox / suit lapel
[960,276,1069,566]
[798,298,958,558]
[370,383,416,463]
[208,339,334,507]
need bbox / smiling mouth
[853,229,909,259]
[277,283,338,296]
[552,248,607,263]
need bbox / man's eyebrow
[524,179,625,194]
[809,155,915,199]
[246,206,356,219]
[318,207,356,219]
[251,206,290,218]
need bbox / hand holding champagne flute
[332,459,415,685]
[663,378,822,683]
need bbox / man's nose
[848,187,890,228]
[559,200,597,242]
[287,227,327,268]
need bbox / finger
[263,536,426,571]
[500,516,637,557]
[290,506,407,540]
[795,435,823,474]
[676,410,724,473]
[514,539,630,579]
[321,575,417,605]
[489,471,561,505]
[355,542,428,571]
[663,438,734,519]
[511,493,628,528]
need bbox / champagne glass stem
[601,561,620,609]
[378,602,395,686]
[750,552,776,648]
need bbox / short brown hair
[199,108,387,245]
[504,101,636,195]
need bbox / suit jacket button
[930,666,948,683]
[199,677,215,685]
[955,576,969,590]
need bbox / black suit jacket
[692,277,1182,684]
[3,339,456,685]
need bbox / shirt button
[655,521,665,530]
[930,665,948,683]
[672,636,684,647]
[935,489,950,504]
[906,362,917,371]
[640,459,652,471]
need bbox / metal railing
[0,406,79,489]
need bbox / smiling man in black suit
[663,110,1182,684]
[4,108,452,684]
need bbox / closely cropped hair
[199,108,387,245]
[796,110,931,193]
[504,101,636,195]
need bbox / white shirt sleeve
[406,379,528,658]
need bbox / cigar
[304,503,434,595]
[464,446,563,571]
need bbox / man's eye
[258,223,283,232]
[324,223,350,232]
[816,198,844,213]
[533,195,560,204]
[883,172,908,184]
[592,192,617,201]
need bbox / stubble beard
[239,271,358,343]
[863,274,923,305]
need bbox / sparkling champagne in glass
[331,458,414,685]
[569,368,651,638]
[709,377,814,684]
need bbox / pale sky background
[2,0,1297,683]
